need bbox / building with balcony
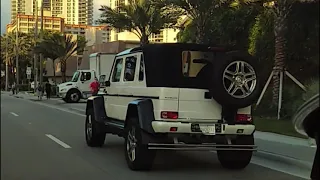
[6,14,65,34]
[64,24,111,41]
[6,14,109,40]
[85,26,111,46]
[61,0,93,25]
[10,0,93,25]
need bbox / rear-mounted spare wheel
[211,51,262,108]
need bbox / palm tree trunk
[195,23,205,44]
[61,71,66,82]
[60,60,67,83]
[52,59,56,85]
[140,34,149,46]
[272,10,287,106]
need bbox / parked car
[292,93,319,180]
[84,43,263,171]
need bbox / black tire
[124,118,156,171]
[210,51,262,108]
[66,89,81,103]
[85,109,106,147]
[62,97,69,103]
[217,135,254,170]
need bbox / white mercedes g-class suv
[85,43,262,171]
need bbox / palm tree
[246,0,310,105]
[35,33,85,82]
[96,0,182,46]
[1,32,34,83]
[162,0,235,44]
[34,31,62,84]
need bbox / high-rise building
[11,0,34,21]
[10,0,94,25]
[61,0,94,25]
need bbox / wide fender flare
[125,99,155,133]
[86,96,107,123]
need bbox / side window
[111,58,123,82]
[123,56,137,82]
[80,72,91,81]
[86,72,91,80]
[182,51,213,77]
[139,55,144,81]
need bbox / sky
[0,0,109,34]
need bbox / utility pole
[5,34,9,91]
[15,17,19,94]
[34,0,39,93]
[39,0,44,100]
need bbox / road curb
[254,150,313,170]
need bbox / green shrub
[303,79,319,100]
[255,79,319,120]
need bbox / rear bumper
[151,121,255,135]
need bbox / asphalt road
[1,94,306,180]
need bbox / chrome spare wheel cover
[223,61,257,99]
[86,115,93,139]
[71,92,79,101]
[127,127,137,162]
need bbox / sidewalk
[1,90,316,169]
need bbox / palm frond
[96,0,182,44]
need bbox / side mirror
[105,81,110,87]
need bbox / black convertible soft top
[119,43,224,88]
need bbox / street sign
[27,74,31,79]
[1,70,4,77]
[26,67,32,75]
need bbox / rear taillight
[161,111,178,119]
[236,114,252,123]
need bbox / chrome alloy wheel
[223,61,257,99]
[126,127,137,162]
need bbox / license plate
[199,125,215,135]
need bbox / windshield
[71,71,80,82]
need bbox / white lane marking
[70,107,86,113]
[10,112,19,116]
[45,134,71,148]
[7,94,86,117]
[30,100,85,117]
